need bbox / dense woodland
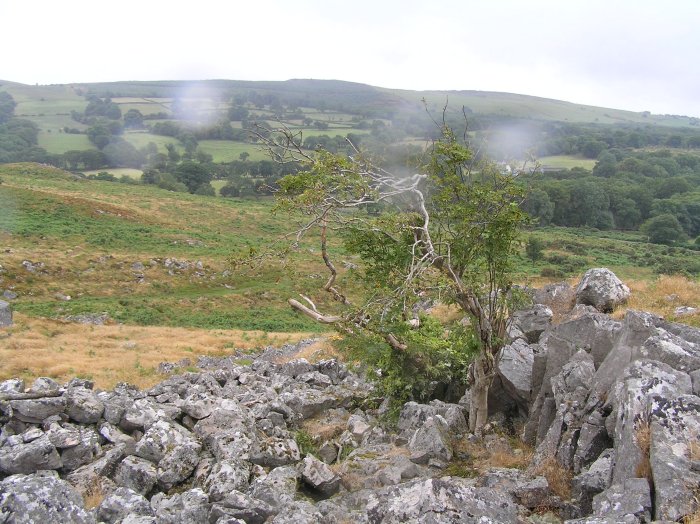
[0,81,699,253]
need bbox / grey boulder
[575,268,630,313]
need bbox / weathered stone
[0,299,12,327]
[203,459,251,502]
[633,329,700,373]
[209,491,275,524]
[300,454,341,496]
[269,501,323,523]
[114,455,158,495]
[180,391,217,419]
[649,394,700,521]
[60,426,100,471]
[533,281,575,313]
[514,476,554,509]
[66,445,126,497]
[278,358,315,378]
[9,397,66,424]
[65,386,104,424]
[610,359,691,484]
[29,377,61,394]
[572,448,614,515]
[135,419,199,463]
[193,399,256,461]
[0,434,62,474]
[157,441,201,490]
[573,411,611,473]
[497,339,534,411]
[317,441,338,464]
[249,436,300,467]
[511,304,553,343]
[317,359,349,384]
[248,465,298,510]
[0,472,95,524]
[551,350,595,403]
[364,477,523,523]
[408,415,452,465]
[278,387,336,419]
[592,478,651,522]
[575,268,630,313]
[0,378,24,394]
[97,487,154,524]
[150,488,209,524]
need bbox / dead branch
[288,299,342,323]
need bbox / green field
[123,131,179,152]
[83,168,143,179]
[198,140,269,162]
[37,131,92,153]
[538,155,597,170]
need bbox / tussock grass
[533,457,572,500]
[634,419,652,482]
[0,314,314,389]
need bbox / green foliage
[294,430,319,458]
[340,315,477,403]
[525,236,545,263]
[641,214,686,245]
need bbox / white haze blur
[1,0,699,117]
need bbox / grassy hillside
[388,88,699,127]
[0,163,335,333]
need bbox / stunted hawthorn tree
[248,119,528,433]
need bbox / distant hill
[2,78,697,126]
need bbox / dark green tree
[641,214,686,244]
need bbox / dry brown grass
[533,457,572,500]
[0,313,315,390]
[82,481,105,510]
[635,419,652,482]
[613,275,700,324]
[450,434,534,474]
[274,336,341,364]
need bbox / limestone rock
[203,459,251,502]
[572,448,614,515]
[0,434,62,474]
[209,490,275,524]
[0,299,12,327]
[591,478,652,523]
[9,397,66,424]
[408,415,452,465]
[97,487,154,524]
[114,455,158,495]
[575,268,630,313]
[300,454,341,496]
[497,339,535,411]
[0,472,95,524]
[649,394,700,521]
[364,477,523,523]
[150,488,209,524]
[511,304,553,343]
[65,386,104,424]
[269,501,323,523]
[248,465,298,510]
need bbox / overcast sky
[2,0,699,116]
